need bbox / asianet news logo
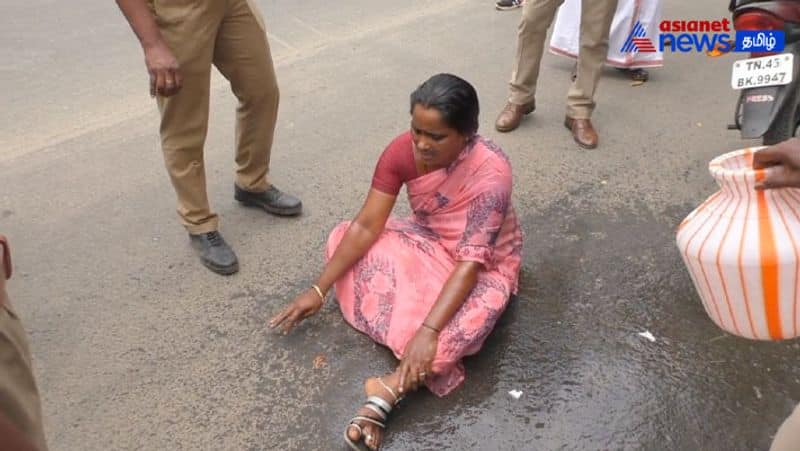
[621,19,784,56]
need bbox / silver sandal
[343,378,401,450]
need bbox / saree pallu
[326,137,523,396]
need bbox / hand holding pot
[754,138,800,190]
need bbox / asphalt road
[1,0,798,450]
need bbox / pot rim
[709,147,768,182]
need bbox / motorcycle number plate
[731,53,794,90]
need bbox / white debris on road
[638,331,656,342]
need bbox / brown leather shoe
[564,116,599,149]
[495,100,536,132]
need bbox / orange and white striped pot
[677,147,800,340]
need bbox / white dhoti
[549,0,663,69]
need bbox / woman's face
[410,104,470,170]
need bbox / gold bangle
[311,284,326,302]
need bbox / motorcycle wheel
[763,87,800,145]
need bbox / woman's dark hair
[410,73,479,135]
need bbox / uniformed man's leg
[214,0,302,217]
[0,304,47,451]
[567,0,618,119]
[0,237,46,451]
[771,404,800,451]
[562,0,617,149]
[496,0,563,132]
[155,1,239,274]
[156,1,219,235]
[510,0,563,104]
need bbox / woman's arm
[422,261,482,331]
[269,188,396,333]
[313,189,397,295]
[397,261,482,392]
[423,176,510,332]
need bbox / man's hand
[397,326,438,394]
[145,42,182,98]
[115,0,181,97]
[268,290,323,334]
[754,138,800,190]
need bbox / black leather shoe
[234,184,302,216]
[189,231,239,275]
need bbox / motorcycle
[729,0,800,144]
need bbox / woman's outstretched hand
[397,326,438,394]
[269,289,323,334]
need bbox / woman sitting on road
[270,73,523,450]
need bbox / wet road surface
[265,190,800,450]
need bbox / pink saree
[326,136,523,396]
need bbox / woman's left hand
[398,326,439,394]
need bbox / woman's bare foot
[346,373,402,450]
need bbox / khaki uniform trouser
[509,0,618,119]
[0,302,47,451]
[771,403,800,451]
[151,0,279,234]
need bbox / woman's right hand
[268,289,324,334]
